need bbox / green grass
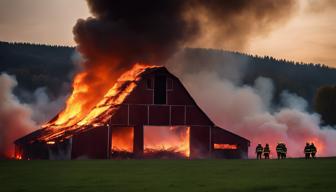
[0,158,335,192]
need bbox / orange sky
[0,0,335,67]
[248,0,336,67]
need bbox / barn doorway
[143,126,190,158]
[110,126,134,158]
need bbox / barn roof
[213,126,250,144]
[16,66,163,144]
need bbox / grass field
[0,158,335,192]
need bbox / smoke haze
[167,51,336,158]
[0,73,69,158]
[306,0,336,13]
[0,73,37,158]
[75,0,297,65]
[28,87,67,125]
[184,0,298,50]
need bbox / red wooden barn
[14,66,250,159]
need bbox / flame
[144,126,190,157]
[15,154,22,160]
[43,64,158,129]
[14,152,22,160]
[52,72,89,126]
[111,127,134,152]
[46,141,55,145]
[214,144,238,150]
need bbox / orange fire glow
[144,126,190,157]
[214,143,238,150]
[111,127,134,152]
[52,72,90,126]
[14,154,22,160]
[306,137,325,155]
[47,141,55,145]
[43,64,158,130]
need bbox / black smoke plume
[67,0,298,127]
[73,0,297,68]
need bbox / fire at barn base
[14,66,249,160]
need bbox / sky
[0,0,335,67]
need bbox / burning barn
[14,65,249,160]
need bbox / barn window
[154,75,166,104]
[146,78,153,89]
[167,78,173,90]
[214,144,238,150]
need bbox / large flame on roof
[43,64,158,130]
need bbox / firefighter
[281,143,287,159]
[304,142,311,159]
[256,144,263,160]
[276,143,283,160]
[310,143,317,159]
[263,143,270,159]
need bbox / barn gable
[109,67,215,126]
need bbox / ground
[0,158,335,192]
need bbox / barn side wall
[211,127,249,159]
[15,142,49,160]
[71,126,108,159]
[48,139,72,160]
[133,124,143,157]
[190,126,211,158]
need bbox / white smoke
[280,91,308,112]
[0,73,37,158]
[0,73,68,158]
[167,51,336,158]
[28,87,67,125]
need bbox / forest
[1,41,335,125]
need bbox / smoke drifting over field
[28,87,67,124]
[0,74,36,158]
[0,73,68,158]
[168,51,336,157]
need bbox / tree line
[1,42,335,126]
